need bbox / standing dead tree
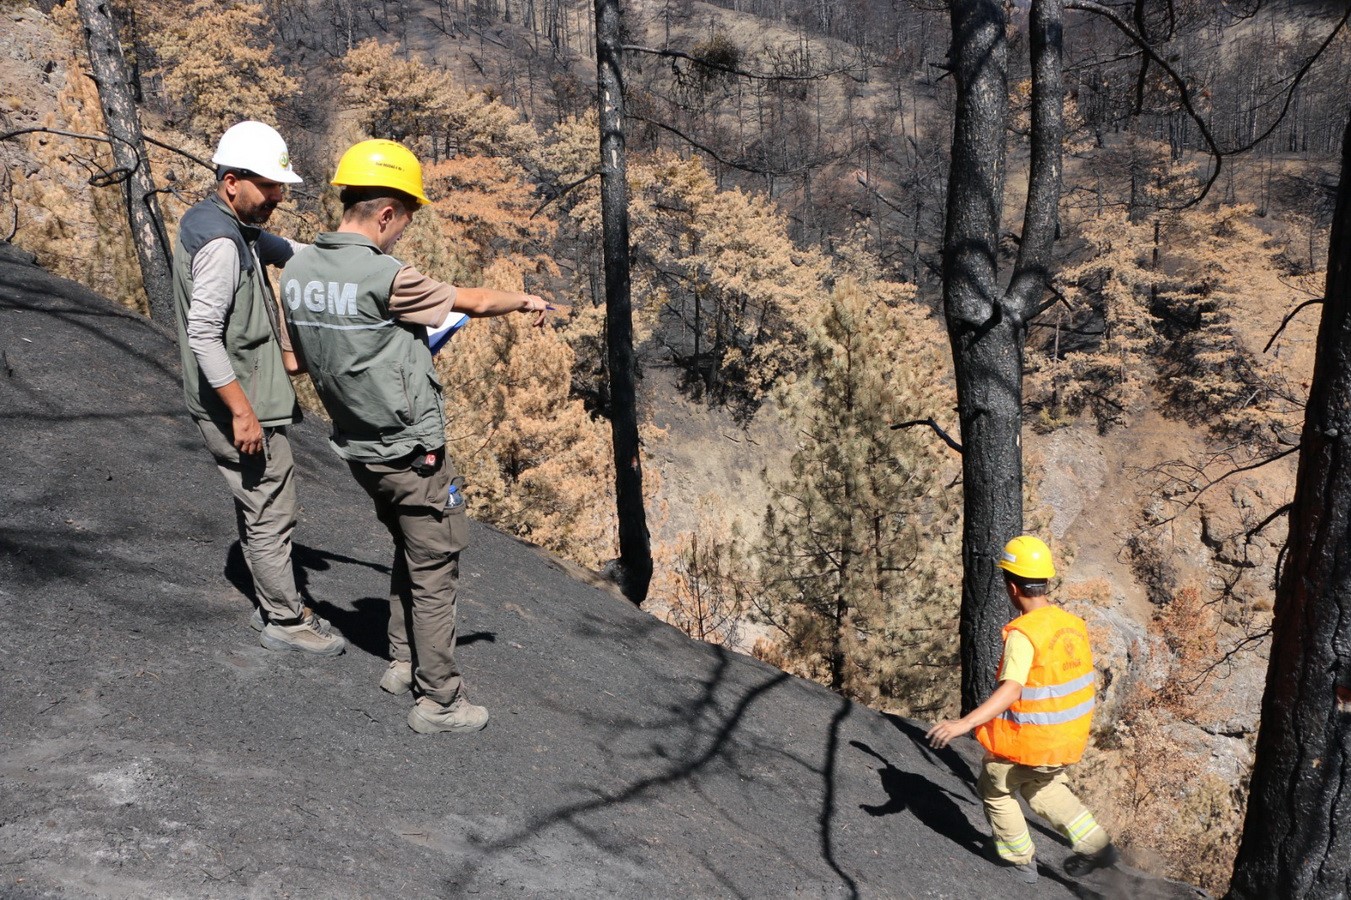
[943,0,1065,710]
[595,0,653,606]
[75,0,173,326]
[1227,109,1351,900]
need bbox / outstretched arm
[926,680,1023,749]
[389,267,550,328]
[453,286,549,325]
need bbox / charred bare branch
[890,418,964,454]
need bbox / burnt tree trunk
[76,0,173,326]
[1228,111,1351,900]
[595,0,653,605]
[945,0,1064,711]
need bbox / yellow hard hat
[331,139,430,205]
[998,535,1056,580]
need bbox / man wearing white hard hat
[171,120,346,658]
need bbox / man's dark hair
[217,166,259,183]
[340,185,419,220]
[1003,572,1050,598]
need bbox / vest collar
[207,194,261,244]
[315,231,384,254]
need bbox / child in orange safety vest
[926,535,1121,885]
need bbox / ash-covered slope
[0,242,1192,898]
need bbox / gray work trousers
[348,451,469,706]
[196,419,304,622]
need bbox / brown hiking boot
[407,694,489,734]
[259,611,346,657]
[379,660,414,694]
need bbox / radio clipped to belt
[411,447,441,476]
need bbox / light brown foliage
[338,40,536,166]
[750,273,962,715]
[12,4,142,312]
[437,280,617,569]
[649,505,752,647]
[1031,197,1306,445]
[390,146,613,569]
[556,146,828,414]
[144,0,297,136]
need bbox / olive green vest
[281,232,446,463]
[171,196,300,428]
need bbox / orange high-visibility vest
[976,606,1096,766]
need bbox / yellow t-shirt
[997,630,1035,686]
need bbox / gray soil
[0,241,1202,898]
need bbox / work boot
[407,694,489,734]
[1011,859,1038,885]
[380,660,414,695]
[259,611,346,657]
[1064,843,1120,877]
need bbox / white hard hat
[211,120,303,184]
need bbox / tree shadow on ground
[439,632,863,897]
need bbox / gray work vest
[281,232,446,463]
[171,195,300,428]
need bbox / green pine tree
[752,277,961,715]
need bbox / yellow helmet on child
[331,139,430,205]
[998,535,1056,580]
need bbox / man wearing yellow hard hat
[926,535,1119,884]
[281,139,548,735]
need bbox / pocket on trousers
[444,474,469,554]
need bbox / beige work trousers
[348,451,469,706]
[978,755,1110,865]
[197,419,305,623]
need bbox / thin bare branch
[628,112,820,178]
[532,170,599,218]
[1066,0,1223,208]
[1,126,214,176]
[1068,1,1351,209]
[1245,503,1293,544]
[890,418,963,454]
[1178,628,1271,689]
[1263,298,1324,353]
[1144,445,1301,528]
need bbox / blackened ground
[0,241,1203,899]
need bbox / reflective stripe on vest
[1018,671,1094,701]
[289,318,397,331]
[975,605,1096,766]
[997,695,1095,727]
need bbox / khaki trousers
[348,452,469,706]
[978,755,1110,865]
[197,419,304,622]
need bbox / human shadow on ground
[851,739,986,853]
[222,541,488,658]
